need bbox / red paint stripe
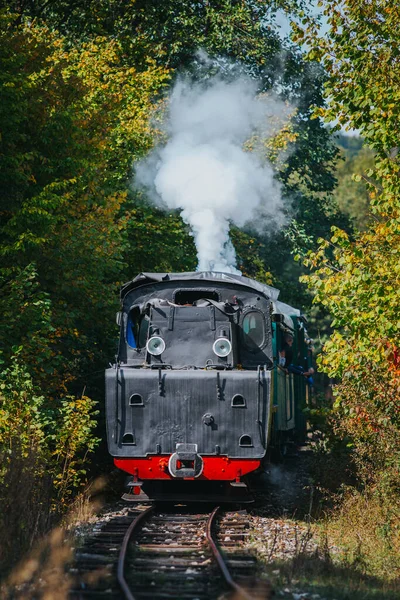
[114,455,261,481]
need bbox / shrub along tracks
[69,502,269,600]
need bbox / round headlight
[213,337,232,358]
[146,336,166,356]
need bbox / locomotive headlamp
[146,336,166,356]
[213,337,232,358]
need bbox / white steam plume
[135,74,289,274]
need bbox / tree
[1,1,285,70]
[294,0,400,491]
[0,13,172,547]
[1,2,346,309]
[0,12,170,388]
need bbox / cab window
[138,315,149,348]
[242,310,265,350]
[126,312,137,348]
[127,309,149,349]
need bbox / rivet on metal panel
[158,368,164,396]
[216,371,222,401]
[159,458,168,472]
[203,413,214,426]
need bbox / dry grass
[256,519,400,600]
[63,476,106,528]
[0,449,55,578]
[4,527,73,600]
[0,476,107,599]
[323,487,400,583]
[250,453,400,600]
[257,491,400,599]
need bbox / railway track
[69,503,270,600]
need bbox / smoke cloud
[135,73,289,273]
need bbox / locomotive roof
[121,271,281,301]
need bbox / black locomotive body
[106,272,310,491]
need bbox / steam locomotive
[106,272,312,499]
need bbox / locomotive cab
[142,299,237,369]
[126,298,273,371]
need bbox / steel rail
[206,505,255,600]
[117,505,154,600]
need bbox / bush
[0,358,99,575]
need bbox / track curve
[70,503,269,600]
[206,506,255,600]
[117,506,154,600]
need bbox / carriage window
[242,311,265,348]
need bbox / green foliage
[0,354,100,501]
[124,199,197,274]
[0,12,170,388]
[333,144,375,230]
[230,227,275,285]
[0,362,48,464]
[294,0,400,491]
[336,132,363,158]
[302,226,400,484]
[0,14,168,555]
[51,395,100,499]
[0,353,99,574]
[1,4,348,328]
[2,1,283,69]
[0,265,53,369]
